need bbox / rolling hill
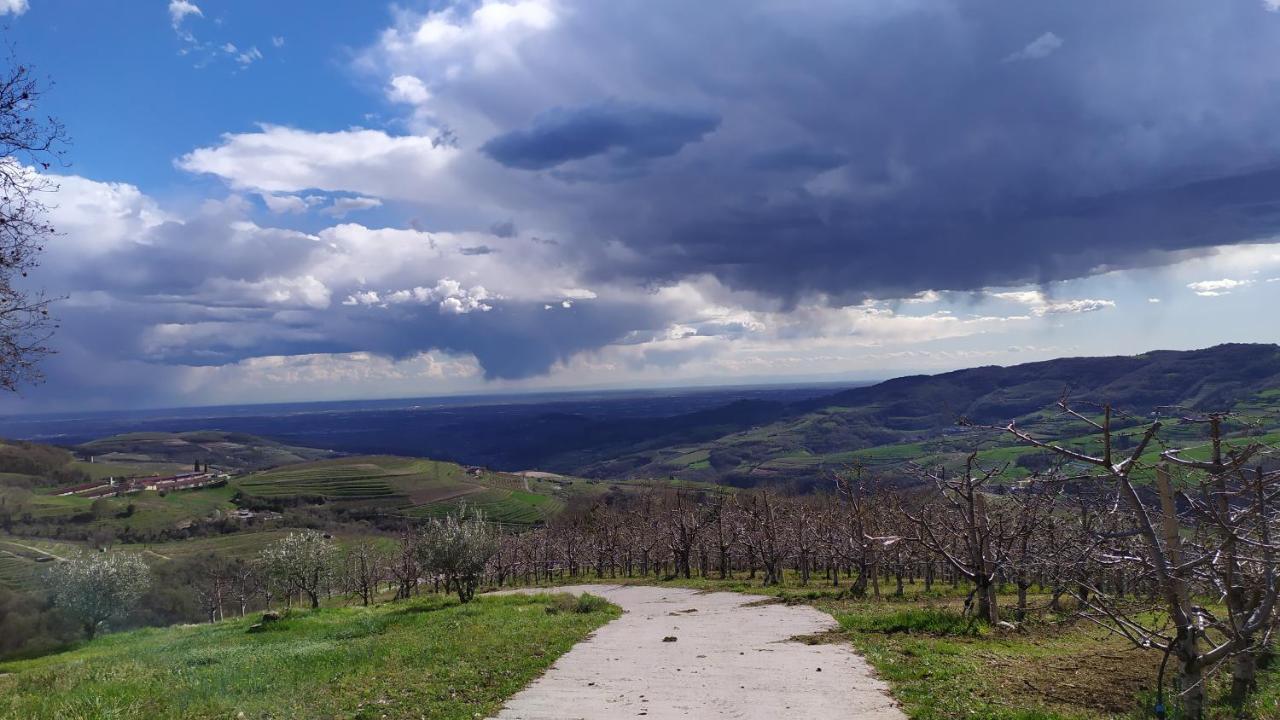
[568,344,1280,486]
[76,430,336,471]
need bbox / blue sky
[4,0,1280,411]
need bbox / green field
[0,592,619,720]
[236,456,567,526]
[0,482,241,533]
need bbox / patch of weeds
[839,607,981,637]
[545,593,612,615]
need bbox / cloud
[339,0,1280,308]
[344,279,494,314]
[1187,278,1255,296]
[168,0,201,27]
[259,193,321,214]
[322,196,383,218]
[480,101,720,170]
[272,36,286,48]
[235,46,263,67]
[375,0,558,76]
[178,125,460,201]
[1003,31,1063,62]
[387,75,430,105]
[990,290,1115,316]
[0,0,27,16]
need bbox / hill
[571,344,1280,485]
[76,430,336,472]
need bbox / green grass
[1,484,241,536]
[0,592,619,720]
[406,488,563,525]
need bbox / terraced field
[0,551,42,591]
[234,456,563,526]
[0,541,58,591]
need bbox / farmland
[235,456,568,526]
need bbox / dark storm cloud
[480,101,720,170]
[157,300,666,381]
[449,0,1280,302]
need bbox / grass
[406,488,562,525]
[0,592,619,720]
[4,484,242,535]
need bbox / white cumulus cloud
[1187,278,1254,296]
[168,0,201,26]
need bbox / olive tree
[49,551,150,639]
[260,530,336,609]
[419,510,498,603]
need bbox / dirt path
[490,584,904,720]
[0,540,67,561]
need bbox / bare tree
[390,527,421,600]
[902,454,1016,624]
[0,51,66,390]
[996,400,1279,717]
[342,540,388,606]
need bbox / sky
[4,0,1280,412]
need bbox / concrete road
[489,584,905,720]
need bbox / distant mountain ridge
[571,343,1280,484]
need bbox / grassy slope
[0,483,242,533]
[0,592,619,720]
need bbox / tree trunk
[1176,630,1205,720]
[976,579,998,624]
[1229,648,1258,711]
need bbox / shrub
[545,592,611,615]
